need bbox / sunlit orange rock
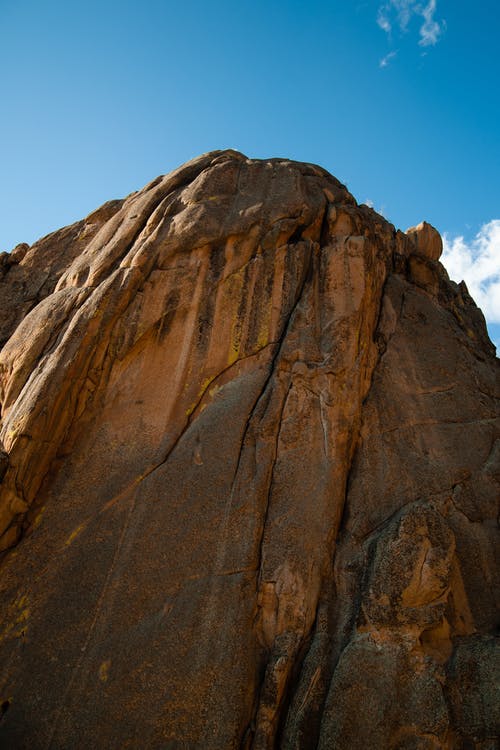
[0,151,498,748]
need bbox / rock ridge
[0,150,498,749]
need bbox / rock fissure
[230,241,314,494]
[0,151,497,750]
[256,380,293,591]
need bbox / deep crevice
[255,380,292,585]
[230,242,314,491]
[0,699,10,722]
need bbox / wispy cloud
[364,199,387,217]
[419,0,443,46]
[441,220,500,324]
[379,50,397,67]
[377,0,445,47]
[377,7,392,33]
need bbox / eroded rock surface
[406,220,443,261]
[0,151,498,748]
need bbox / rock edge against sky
[0,151,498,748]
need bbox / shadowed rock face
[0,150,498,749]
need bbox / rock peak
[0,154,498,749]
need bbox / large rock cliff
[0,151,498,748]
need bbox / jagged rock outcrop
[0,150,498,749]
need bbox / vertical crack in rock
[0,151,498,750]
[249,208,398,749]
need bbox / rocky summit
[0,150,498,749]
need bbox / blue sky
[1,0,499,347]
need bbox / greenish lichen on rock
[0,151,498,749]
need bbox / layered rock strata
[0,151,498,748]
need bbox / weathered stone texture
[0,151,498,748]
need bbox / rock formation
[0,150,498,749]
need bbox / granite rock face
[0,151,498,749]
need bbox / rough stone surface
[406,220,443,261]
[0,150,498,749]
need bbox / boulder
[406,220,443,260]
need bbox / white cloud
[377,8,392,33]
[441,220,500,323]
[379,51,397,67]
[379,50,398,67]
[377,0,445,47]
[419,0,444,46]
[364,199,387,217]
[395,0,414,30]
